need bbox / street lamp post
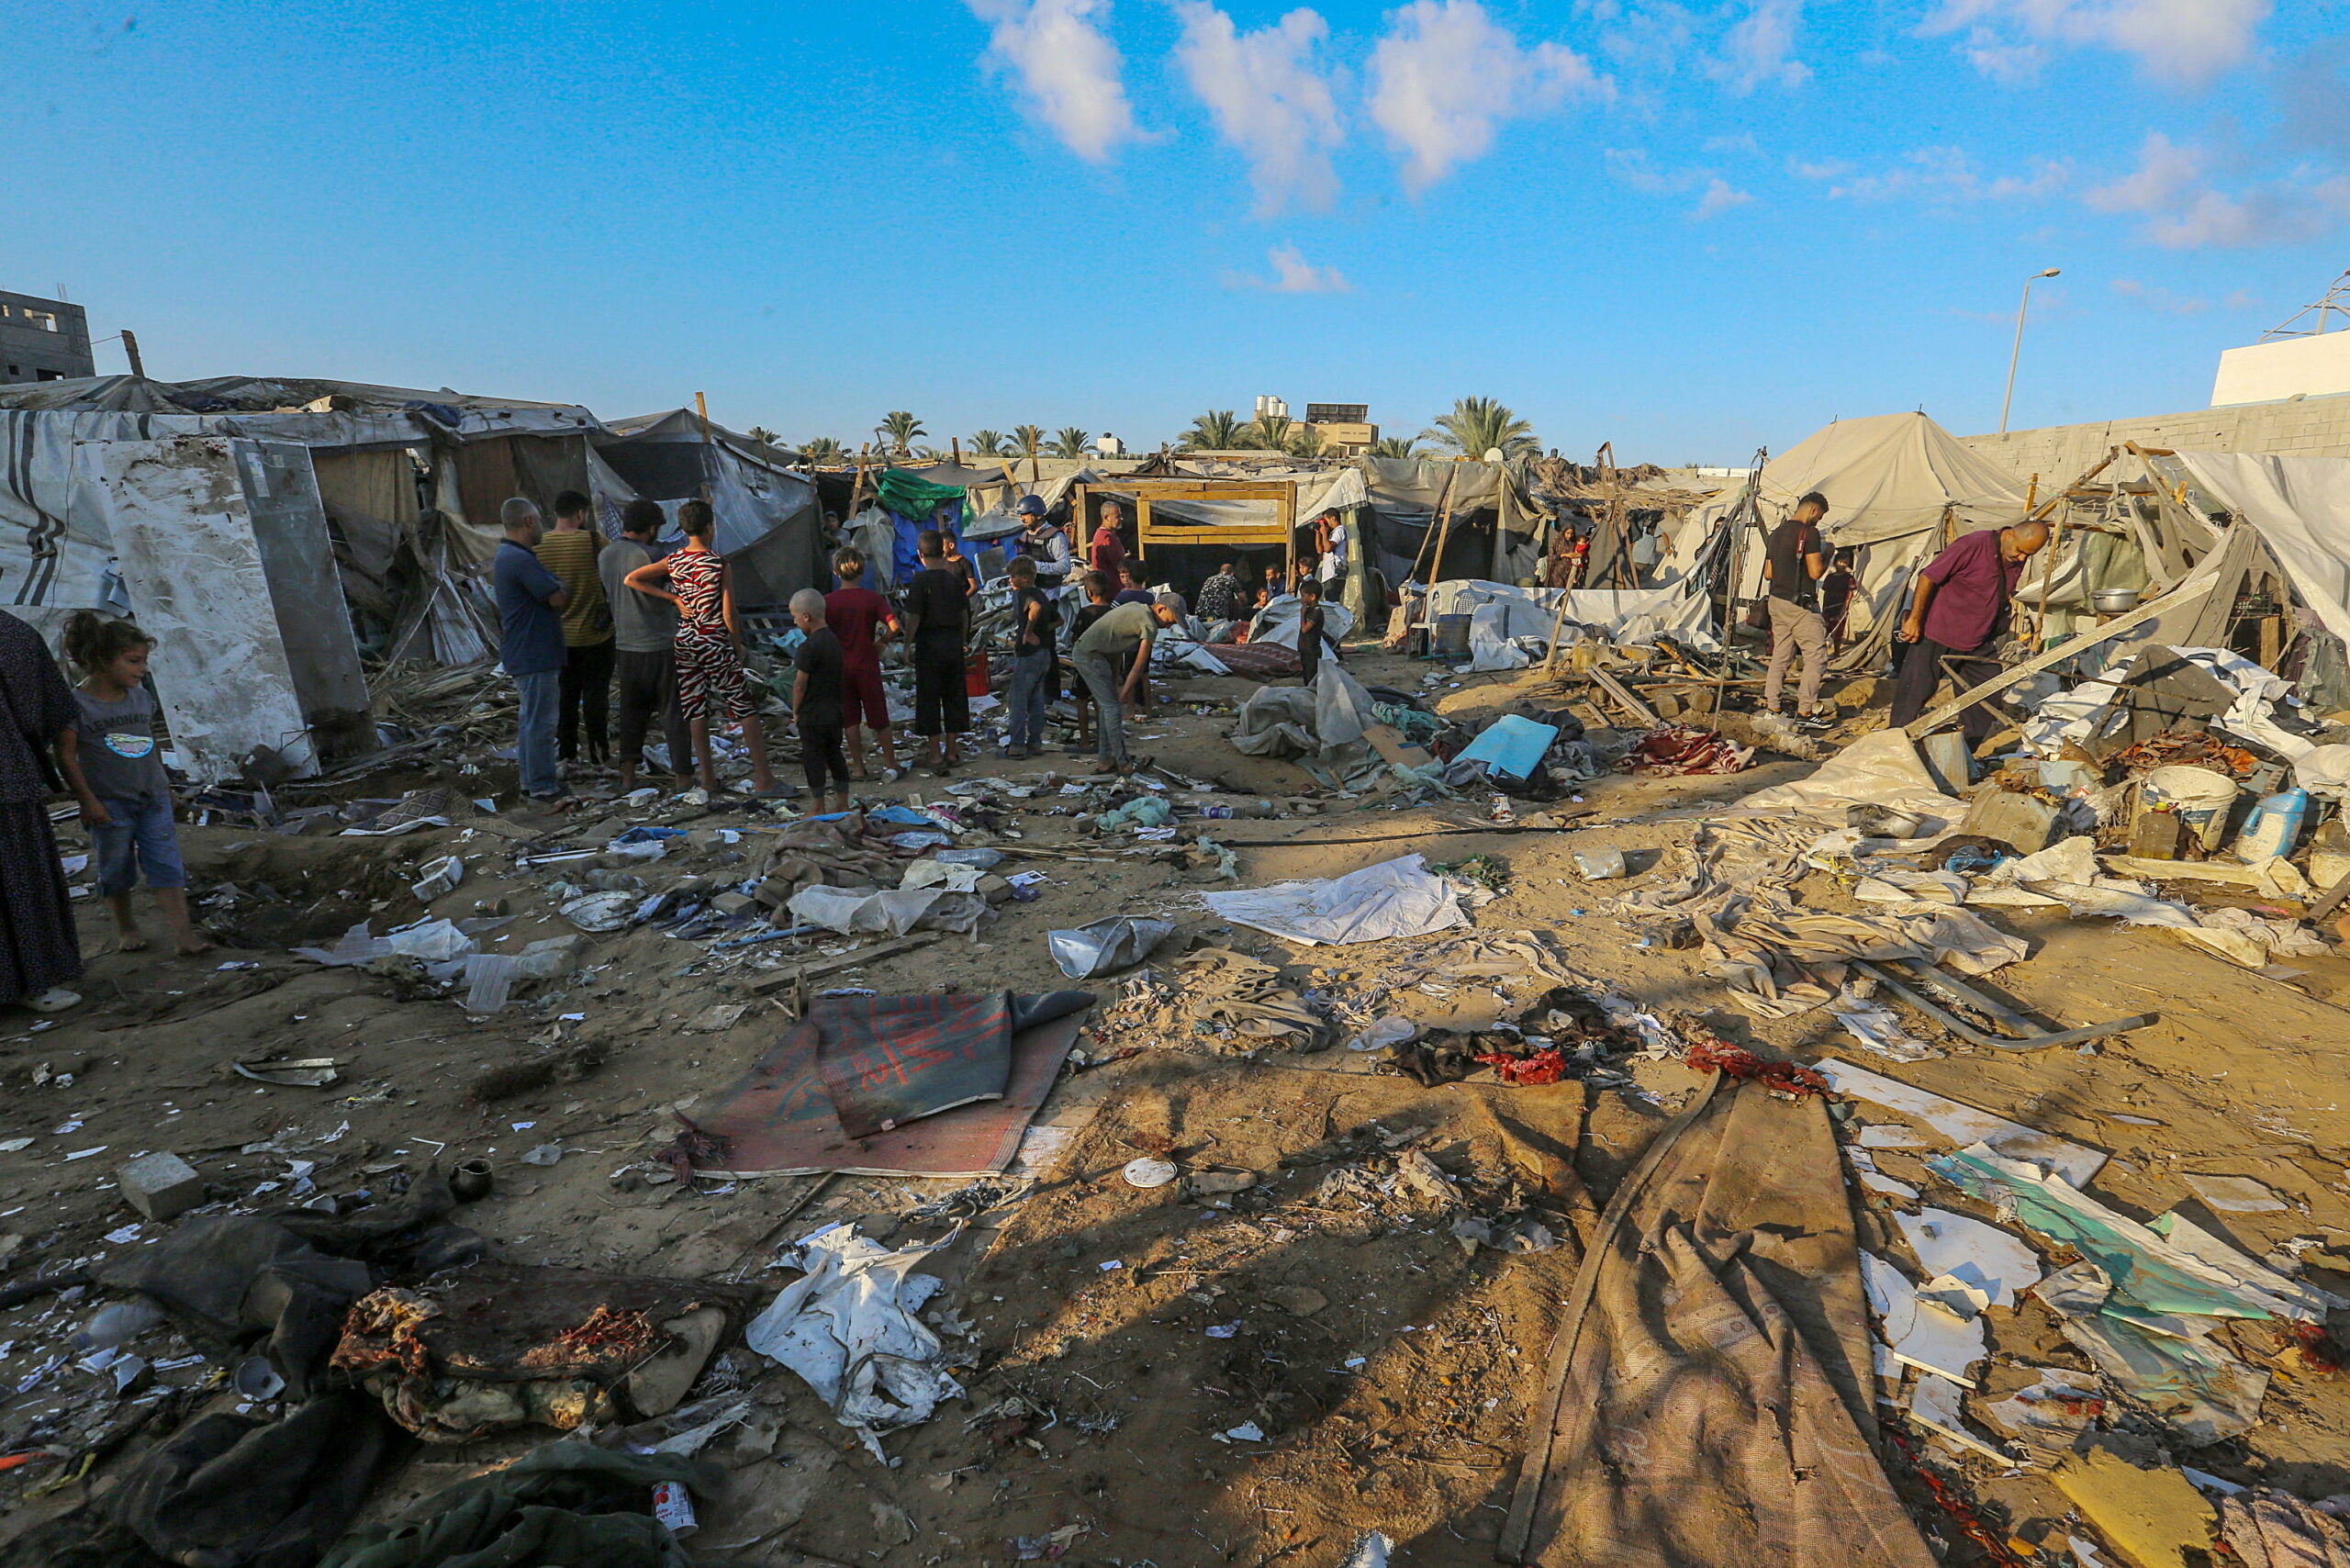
[1999,267,2062,435]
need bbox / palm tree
[875,410,925,455]
[1048,426,1091,460]
[1370,435,1421,459]
[744,424,780,446]
[802,435,845,465]
[967,430,1011,458]
[1013,424,1045,465]
[1180,409,1243,451]
[1421,397,1539,461]
[1238,412,1293,451]
[1284,423,1328,458]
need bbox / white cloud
[1368,0,1609,192]
[1693,177,1754,218]
[2110,277,2207,313]
[2087,131,2350,248]
[2083,132,2204,213]
[1225,243,1353,293]
[1172,4,1345,216]
[1811,145,2070,203]
[1921,0,2270,88]
[1710,0,1808,93]
[967,0,1139,163]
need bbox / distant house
[0,292,95,385]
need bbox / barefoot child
[60,613,210,956]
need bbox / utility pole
[1999,268,2061,435]
[120,330,145,378]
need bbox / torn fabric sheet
[1201,854,1470,946]
[1732,730,1964,828]
[744,1224,964,1462]
[1504,1080,1937,1568]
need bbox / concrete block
[711,891,758,918]
[118,1151,205,1223]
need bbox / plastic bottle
[1191,799,1276,819]
[2233,787,2309,863]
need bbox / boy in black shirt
[900,529,971,776]
[1004,554,1059,759]
[1065,570,1113,756]
[789,589,852,812]
[1296,577,1327,688]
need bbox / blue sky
[9,0,2348,463]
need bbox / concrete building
[0,292,95,384]
[1305,401,1378,456]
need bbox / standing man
[1089,501,1128,580]
[492,498,568,801]
[599,498,694,796]
[1762,490,1832,730]
[901,529,970,776]
[1071,592,1182,776]
[1890,520,2053,747]
[943,531,981,598]
[825,547,901,781]
[539,489,614,771]
[1015,496,1070,595]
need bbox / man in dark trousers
[599,498,696,796]
[1762,490,1832,729]
[492,497,569,801]
[901,529,970,776]
[1890,520,2052,746]
[1295,576,1328,688]
[789,589,852,815]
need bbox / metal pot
[2092,588,2142,614]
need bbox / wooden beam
[1901,564,2222,737]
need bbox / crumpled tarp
[1047,916,1173,979]
[1202,853,1470,946]
[1734,730,1964,828]
[1228,661,1377,757]
[2221,1486,2350,1568]
[1503,1078,1937,1568]
[105,1393,397,1568]
[744,1223,963,1461]
[319,1441,714,1568]
[788,883,990,935]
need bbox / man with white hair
[492,497,569,801]
[789,588,852,813]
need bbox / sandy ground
[0,642,2344,1565]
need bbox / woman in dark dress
[0,611,84,1011]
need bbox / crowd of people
[491,491,1351,790]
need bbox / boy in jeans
[1003,555,1059,758]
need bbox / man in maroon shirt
[1889,520,2050,745]
[1089,502,1129,578]
[824,548,901,780]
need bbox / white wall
[2212,332,2350,407]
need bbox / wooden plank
[1589,666,1662,727]
[746,934,944,995]
[1902,563,2223,738]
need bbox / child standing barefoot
[60,613,210,958]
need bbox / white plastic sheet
[1733,730,1964,827]
[789,884,989,936]
[744,1224,963,1461]
[1201,854,1469,946]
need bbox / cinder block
[118,1151,204,1223]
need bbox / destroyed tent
[1680,412,2029,671]
[1359,455,1550,592]
[592,409,823,607]
[0,374,609,780]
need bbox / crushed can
[652,1481,699,1538]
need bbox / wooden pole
[119,330,145,378]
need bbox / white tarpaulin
[1425,578,1718,669]
[1734,731,1965,826]
[1201,854,1470,946]
[744,1224,964,1461]
[2174,451,2350,645]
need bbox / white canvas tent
[1682,412,2031,668]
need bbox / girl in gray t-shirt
[61,613,209,957]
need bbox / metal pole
[2000,269,2058,435]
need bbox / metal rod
[1857,960,2154,1053]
